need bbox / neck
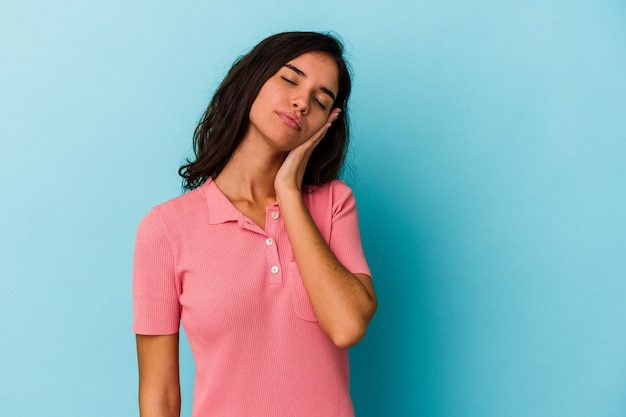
[214,135,286,204]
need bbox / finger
[296,108,343,154]
[315,108,342,139]
[303,122,331,149]
[327,108,342,124]
[318,109,341,131]
[304,126,329,151]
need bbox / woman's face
[247,51,339,152]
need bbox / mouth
[277,112,301,131]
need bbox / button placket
[265,207,282,284]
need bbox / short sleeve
[329,181,371,278]
[132,208,181,334]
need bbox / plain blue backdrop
[1,1,625,416]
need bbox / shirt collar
[203,179,243,225]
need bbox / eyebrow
[284,64,337,102]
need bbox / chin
[268,133,307,152]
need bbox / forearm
[278,189,376,348]
[137,334,181,417]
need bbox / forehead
[284,52,339,92]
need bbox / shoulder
[137,186,207,234]
[304,179,357,215]
[306,179,354,200]
[154,187,205,216]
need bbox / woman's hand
[274,108,341,197]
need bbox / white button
[271,265,279,274]
[265,238,273,245]
[271,212,279,220]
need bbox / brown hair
[178,31,352,190]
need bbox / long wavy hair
[178,31,352,190]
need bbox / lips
[277,112,301,131]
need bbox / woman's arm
[278,190,377,348]
[136,334,181,417]
[275,110,377,349]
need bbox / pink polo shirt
[132,179,371,417]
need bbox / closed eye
[282,75,328,110]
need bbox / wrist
[275,181,301,199]
[276,186,305,208]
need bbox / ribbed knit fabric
[132,179,371,417]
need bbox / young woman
[133,31,377,417]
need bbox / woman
[133,31,377,417]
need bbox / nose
[291,93,309,114]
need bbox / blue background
[1,1,625,416]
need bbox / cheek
[307,113,330,135]
[249,84,273,115]
[248,93,270,126]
